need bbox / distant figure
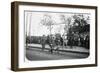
[67,36,73,48]
[48,35,55,53]
[78,36,81,47]
[55,35,61,52]
[74,37,78,46]
[41,35,46,51]
[63,36,68,47]
[60,37,63,46]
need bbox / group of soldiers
[67,34,90,49]
[40,33,90,53]
[40,34,63,53]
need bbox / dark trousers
[42,44,45,50]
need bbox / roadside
[26,44,89,54]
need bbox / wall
[0,0,99,73]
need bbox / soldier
[55,35,61,52]
[48,35,55,53]
[41,35,46,51]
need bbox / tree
[60,15,67,24]
[40,14,56,35]
[73,14,89,26]
[71,14,90,37]
[60,14,71,34]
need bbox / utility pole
[29,13,32,38]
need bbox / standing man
[48,35,55,53]
[41,35,46,51]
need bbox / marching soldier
[41,35,46,51]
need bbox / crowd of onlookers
[67,34,90,49]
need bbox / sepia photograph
[25,11,90,61]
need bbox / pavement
[26,44,89,54]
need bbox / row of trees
[40,14,90,36]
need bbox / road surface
[26,47,89,61]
